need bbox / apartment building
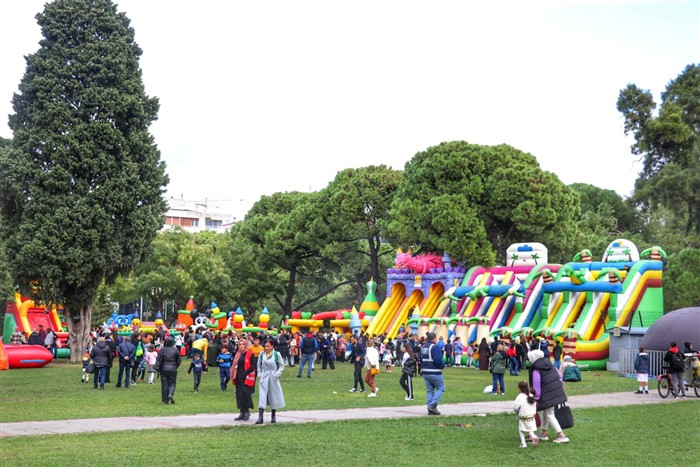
[163,196,238,233]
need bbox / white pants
[540,406,562,434]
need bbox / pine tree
[0,0,168,359]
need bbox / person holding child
[255,338,286,424]
[513,381,540,448]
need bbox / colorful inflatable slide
[3,292,69,361]
[368,240,664,370]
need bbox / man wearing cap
[421,332,445,415]
[297,331,317,378]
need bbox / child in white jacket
[513,381,540,448]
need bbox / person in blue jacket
[216,344,233,391]
[116,337,136,388]
[633,347,650,394]
[421,332,445,415]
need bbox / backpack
[670,351,684,371]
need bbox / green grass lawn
[0,403,697,466]
[0,360,636,422]
[1,361,699,466]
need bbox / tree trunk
[66,304,92,363]
[283,266,297,317]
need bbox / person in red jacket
[507,342,519,376]
[232,339,257,421]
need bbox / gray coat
[257,350,285,410]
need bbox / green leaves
[617,64,700,236]
[0,0,167,313]
[383,141,579,264]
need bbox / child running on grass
[187,352,208,393]
[216,344,233,391]
[513,381,539,449]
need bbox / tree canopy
[383,142,580,265]
[0,0,167,356]
[617,64,700,236]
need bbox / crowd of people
[42,319,693,445]
[10,324,61,360]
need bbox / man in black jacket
[116,338,136,388]
[664,341,687,399]
[156,336,182,404]
[90,336,113,389]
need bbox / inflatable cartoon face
[193,316,208,331]
[507,243,548,266]
[154,318,165,327]
[602,239,639,263]
[131,318,142,328]
[115,314,133,328]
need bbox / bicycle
[657,361,700,398]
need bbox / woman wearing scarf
[232,338,258,421]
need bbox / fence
[617,348,666,376]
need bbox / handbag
[85,361,95,374]
[370,367,380,376]
[554,403,574,429]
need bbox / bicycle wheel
[657,376,670,398]
[693,377,700,398]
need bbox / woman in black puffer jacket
[528,349,569,444]
[156,336,182,404]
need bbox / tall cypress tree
[0,0,168,359]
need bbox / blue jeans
[117,359,132,387]
[554,359,561,371]
[491,372,505,393]
[219,367,230,390]
[93,367,107,387]
[423,373,445,407]
[509,356,519,375]
[298,353,314,377]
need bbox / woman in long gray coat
[255,338,285,424]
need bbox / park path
[0,391,691,438]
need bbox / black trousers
[353,362,365,390]
[160,370,177,402]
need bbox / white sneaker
[405,396,414,400]
[367,392,377,397]
[553,436,569,444]
[375,387,379,393]
[538,434,549,441]
[349,388,357,393]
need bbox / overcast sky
[1,0,698,219]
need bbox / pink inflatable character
[394,250,443,274]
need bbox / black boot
[255,409,264,424]
[234,412,245,421]
[271,410,276,423]
[243,410,251,421]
